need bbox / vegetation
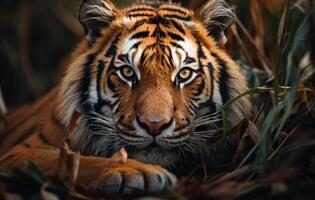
[0,0,314,199]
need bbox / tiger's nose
[137,117,172,136]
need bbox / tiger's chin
[128,146,180,169]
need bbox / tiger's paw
[92,160,177,193]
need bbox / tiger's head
[56,0,251,168]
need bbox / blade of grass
[285,16,310,85]
[0,86,7,117]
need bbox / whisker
[193,119,223,127]
[195,113,221,120]
[85,112,116,123]
[181,141,196,153]
[194,116,222,123]
[88,131,117,138]
[85,117,116,125]
[193,129,223,135]
[178,146,187,159]
[87,115,116,122]
[194,113,222,120]
[86,124,116,131]
[194,119,222,126]
[196,112,221,119]
[86,111,114,119]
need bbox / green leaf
[24,160,46,184]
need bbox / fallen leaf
[41,183,60,200]
[57,142,80,188]
[111,148,128,164]
[0,87,7,118]
[246,121,260,144]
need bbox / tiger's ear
[79,0,118,41]
[197,0,234,46]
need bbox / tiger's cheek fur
[185,76,209,100]
[171,92,194,128]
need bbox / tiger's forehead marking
[124,4,192,19]
[118,3,198,73]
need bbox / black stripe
[1,125,37,149]
[160,7,188,15]
[170,42,184,50]
[184,56,196,64]
[117,54,128,62]
[107,73,118,93]
[191,96,201,102]
[105,33,122,57]
[131,41,141,50]
[161,57,173,70]
[131,31,150,39]
[128,13,154,18]
[80,53,96,110]
[152,26,167,38]
[170,20,185,34]
[193,78,206,96]
[196,39,206,78]
[139,170,149,191]
[112,93,120,98]
[96,60,105,101]
[129,19,147,32]
[140,43,156,64]
[152,28,158,37]
[112,100,122,114]
[211,52,230,104]
[21,142,32,148]
[112,99,120,108]
[197,44,206,60]
[161,45,174,69]
[148,16,170,26]
[119,173,125,193]
[207,62,215,100]
[140,52,148,66]
[38,132,52,145]
[188,102,198,114]
[127,7,155,13]
[168,32,184,41]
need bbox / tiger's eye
[122,66,135,78]
[179,68,192,80]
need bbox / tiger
[0,0,251,193]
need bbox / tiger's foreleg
[0,132,176,193]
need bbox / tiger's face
[58,0,251,167]
[104,9,217,146]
